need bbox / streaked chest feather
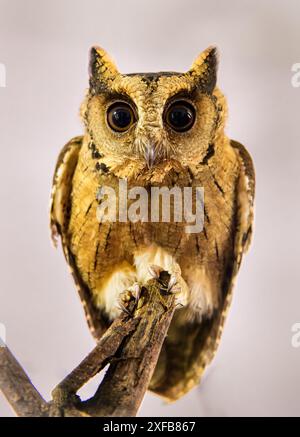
[67,139,239,320]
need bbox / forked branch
[0,273,175,417]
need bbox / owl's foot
[118,282,141,315]
[148,264,189,307]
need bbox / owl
[50,46,255,401]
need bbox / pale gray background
[0,0,300,417]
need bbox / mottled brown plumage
[50,46,255,401]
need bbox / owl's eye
[107,102,136,132]
[165,101,195,132]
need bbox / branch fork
[0,273,175,417]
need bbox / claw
[167,274,177,292]
[148,264,163,279]
[117,301,132,316]
[117,283,141,316]
[132,283,141,301]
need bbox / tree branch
[0,273,175,417]
[0,346,49,417]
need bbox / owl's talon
[117,282,141,316]
[117,301,132,316]
[167,274,177,292]
[160,266,189,307]
[131,282,141,301]
[148,264,163,279]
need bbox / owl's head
[81,46,227,178]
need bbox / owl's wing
[230,139,255,258]
[150,139,255,401]
[50,136,82,244]
[50,136,108,339]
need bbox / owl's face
[82,46,227,178]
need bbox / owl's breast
[68,143,239,309]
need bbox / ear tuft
[89,46,119,92]
[188,46,219,93]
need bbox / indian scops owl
[50,46,255,401]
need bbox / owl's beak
[144,145,156,169]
